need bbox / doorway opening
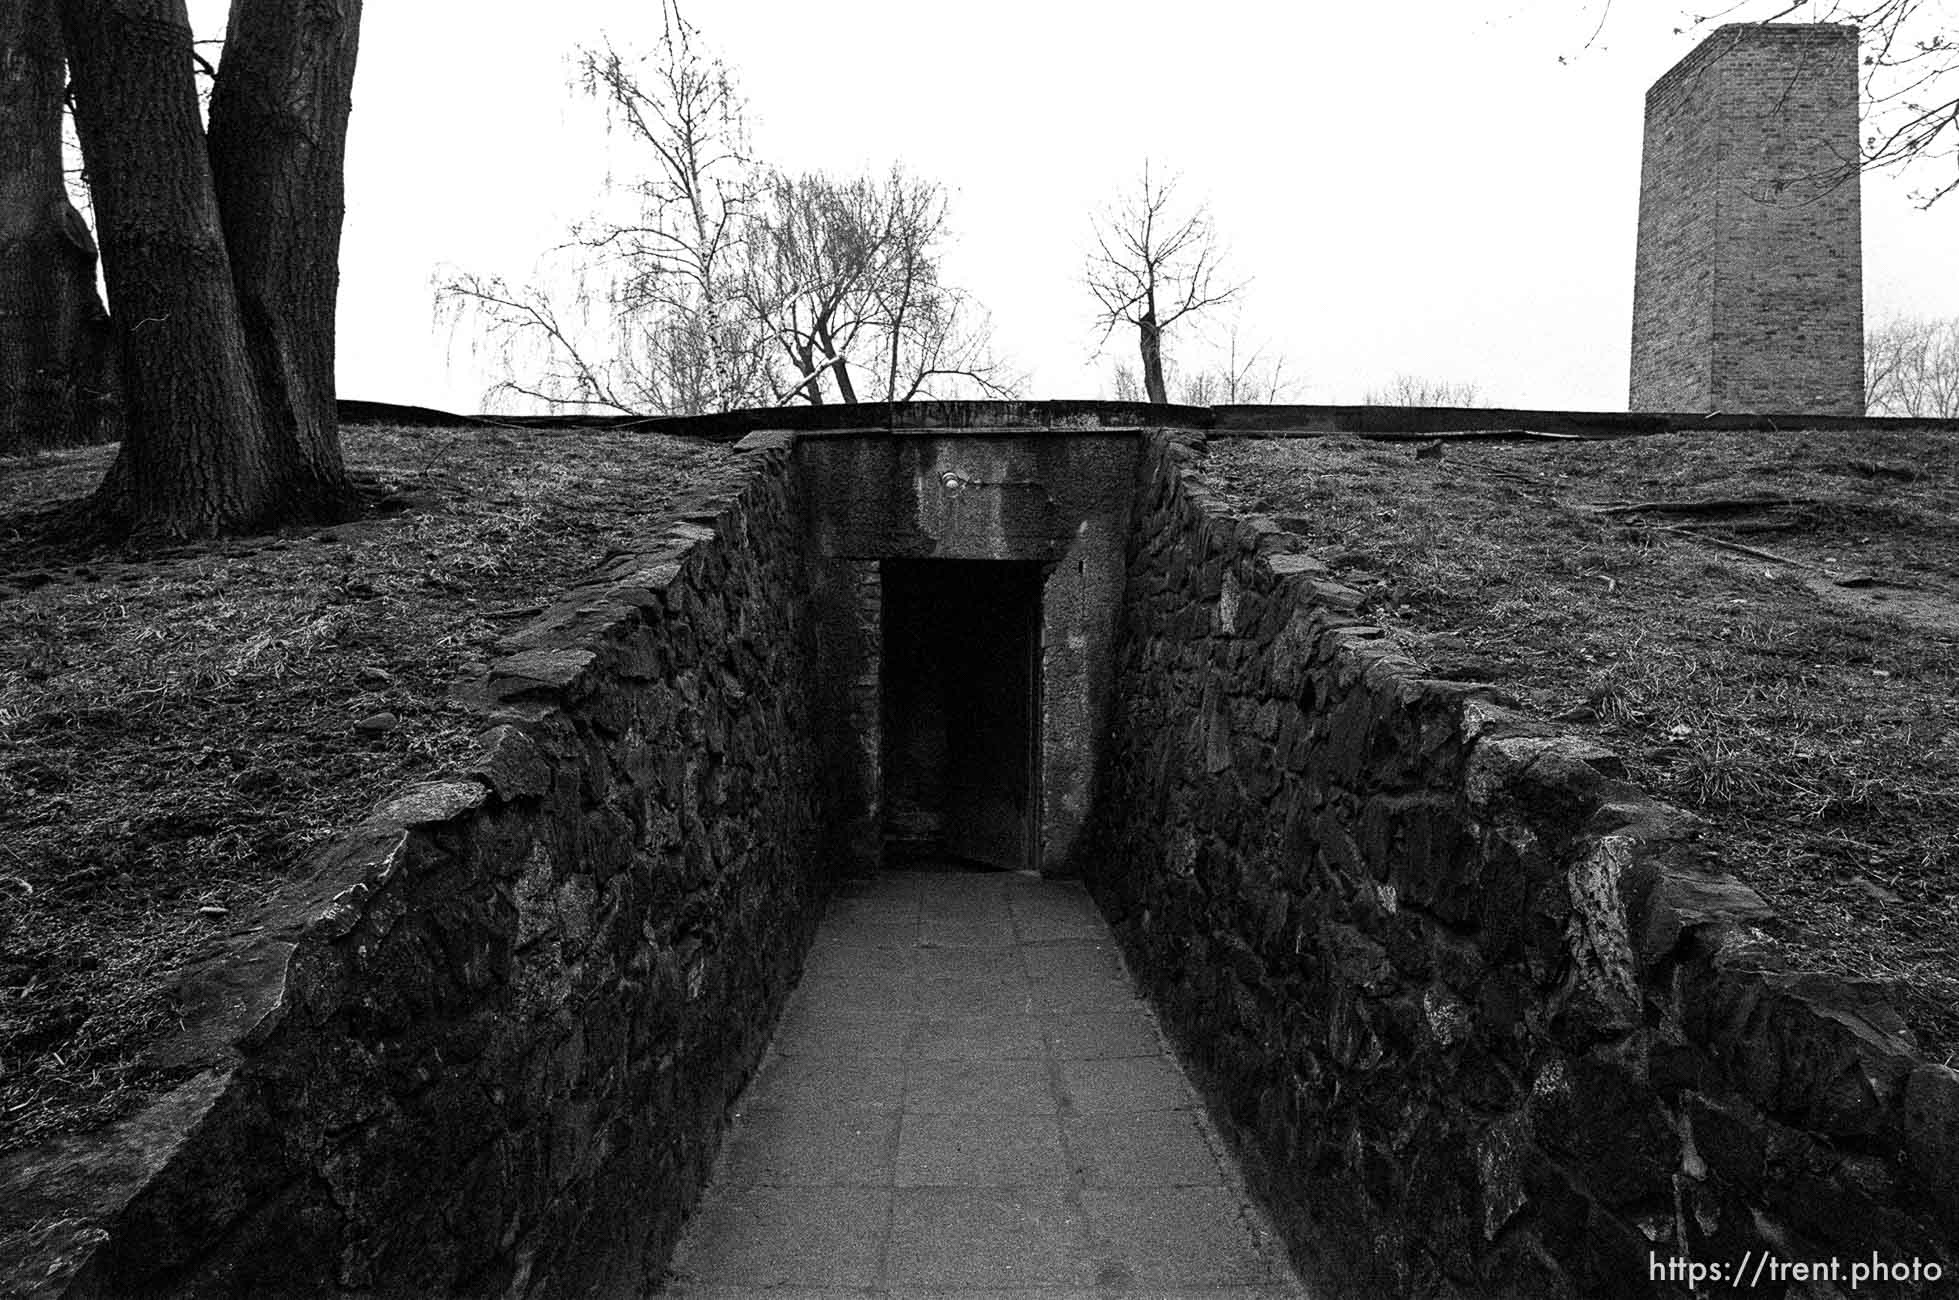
[879,559,1043,871]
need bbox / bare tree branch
[1170,316,1301,405]
[742,165,1020,405]
[434,270,638,414]
[437,3,1016,414]
[1583,0,1959,205]
[1365,373,1486,407]
[1866,314,1959,415]
[1084,162,1244,402]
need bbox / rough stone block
[1903,1064,1959,1230]
[1632,863,1776,971]
[489,646,597,697]
[1551,837,1641,1048]
[1695,971,1919,1140]
[471,725,551,803]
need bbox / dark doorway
[880,559,1042,871]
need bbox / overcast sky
[195,0,1959,413]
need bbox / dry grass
[1205,428,1959,1063]
[0,425,746,1152]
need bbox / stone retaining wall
[1083,432,1957,1297]
[1,440,834,1297]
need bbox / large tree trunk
[61,0,277,533]
[206,0,361,504]
[1138,309,1167,404]
[0,0,115,454]
[58,0,360,537]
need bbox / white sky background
[190,0,1959,412]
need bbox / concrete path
[656,869,1308,1299]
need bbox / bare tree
[1175,367,1220,407]
[439,4,771,415]
[1086,162,1240,403]
[1174,320,1298,405]
[741,169,878,403]
[865,173,1016,404]
[571,14,769,412]
[436,269,640,414]
[740,167,1015,406]
[1866,314,1959,416]
[1364,374,1485,407]
[1105,363,1145,403]
[442,7,1013,415]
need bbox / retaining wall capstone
[1082,432,1958,1298]
[0,440,835,1298]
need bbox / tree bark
[1138,309,1167,404]
[206,0,361,503]
[59,0,360,536]
[0,0,115,453]
[61,0,276,532]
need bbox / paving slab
[908,1015,1048,1062]
[1057,1055,1194,1114]
[748,1052,906,1112]
[897,1114,1070,1186]
[803,942,919,982]
[773,1006,914,1061]
[721,1107,898,1187]
[1023,941,1130,986]
[907,1056,1058,1115]
[674,1185,890,1287]
[1064,1111,1224,1188]
[1042,1009,1161,1061]
[654,869,1308,1299]
[1082,1187,1286,1288]
[888,1187,1093,1288]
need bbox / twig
[1598,496,1818,517]
[1648,524,1821,571]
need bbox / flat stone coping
[654,869,1309,1298]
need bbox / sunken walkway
[655,868,1308,1297]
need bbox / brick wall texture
[1630,24,1864,416]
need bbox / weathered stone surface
[1904,1065,1959,1230]
[470,724,552,802]
[0,1073,232,1300]
[11,418,1950,1300]
[1082,431,1953,1300]
[1632,863,1777,970]
[796,432,1137,873]
[373,779,490,830]
[0,446,840,1299]
[1692,970,1920,1140]
[1552,837,1640,1048]
[490,645,598,695]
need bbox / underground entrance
[879,558,1043,871]
[798,428,1140,877]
